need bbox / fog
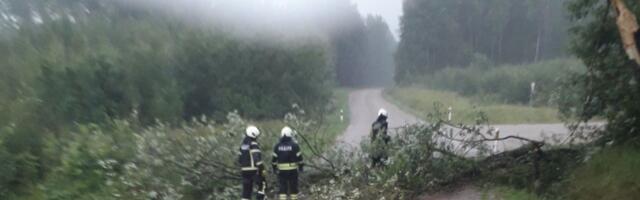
[352,0,402,39]
[118,0,372,40]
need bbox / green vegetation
[562,0,640,143]
[565,146,640,200]
[487,187,540,200]
[255,88,350,155]
[0,1,364,199]
[308,117,482,199]
[414,59,585,105]
[385,88,559,124]
[396,0,570,83]
[389,0,640,198]
[317,89,351,145]
[333,13,397,87]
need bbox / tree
[562,0,640,143]
[395,0,570,84]
[362,15,397,86]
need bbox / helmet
[281,126,293,138]
[246,125,260,138]
[378,108,388,117]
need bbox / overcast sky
[352,0,403,40]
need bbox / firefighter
[370,108,390,168]
[272,126,303,200]
[238,125,266,200]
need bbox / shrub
[565,146,640,200]
[416,59,585,106]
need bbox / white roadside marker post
[530,82,536,107]
[493,128,500,153]
[340,109,344,122]
[447,106,454,136]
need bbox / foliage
[385,88,559,124]
[414,59,585,106]
[360,15,397,87]
[396,0,570,83]
[488,187,540,200]
[330,11,397,87]
[565,145,640,200]
[175,32,332,120]
[22,108,336,200]
[306,110,493,199]
[563,0,640,143]
[0,0,342,197]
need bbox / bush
[385,88,560,124]
[415,59,585,106]
[565,146,640,200]
[306,111,489,199]
[0,15,333,198]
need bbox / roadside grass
[483,187,540,200]
[384,87,560,124]
[311,88,350,151]
[565,146,640,200]
[253,88,350,154]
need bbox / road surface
[337,88,588,200]
[337,88,579,149]
[337,88,421,147]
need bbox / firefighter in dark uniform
[238,125,266,200]
[272,126,303,200]
[371,108,390,168]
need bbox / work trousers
[241,170,266,200]
[277,170,299,200]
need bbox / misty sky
[352,0,403,39]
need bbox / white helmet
[378,108,388,117]
[281,126,293,138]
[246,125,260,138]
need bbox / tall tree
[395,0,570,84]
[362,15,397,86]
[562,0,640,142]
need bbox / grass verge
[384,87,560,124]
[484,187,540,200]
[254,88,350,154]
[565,146,640,200]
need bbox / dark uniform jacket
[371,116,389,143]
[272,137,303,171]
[238,137,263,171]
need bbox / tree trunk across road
[338,88,580,149]
[337,88,596,199]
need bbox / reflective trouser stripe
[291,194,298,200]
[279,194,287,200]
[258,179,266,194]
[241,167,257,171]
[277,163,298,170]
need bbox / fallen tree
[304,109,589,199]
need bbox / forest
[0,0,394,199]
[396,0,570,83]
[1,0,639,199]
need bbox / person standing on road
[272,126,304,200]
[370,108,390,168]
[238,125,266,200]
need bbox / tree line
[0,0,397,198]
[396,0,570,83]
